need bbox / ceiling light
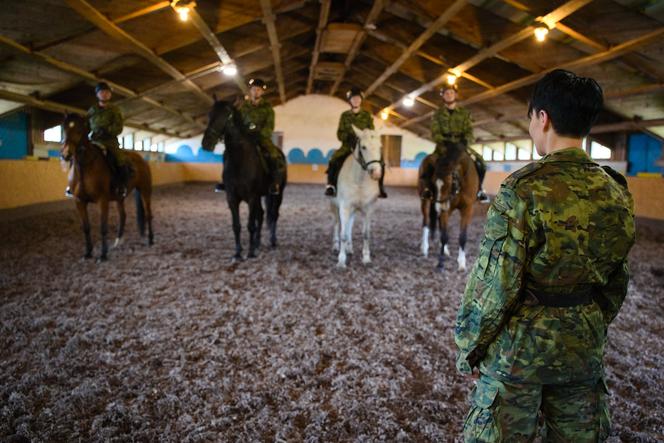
[171,0,196,22]
[403,96,415,107]
[534,26,549,42]
[380,110,389,120]
[446,73,457,85]
[222,64,237,76]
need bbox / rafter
[329,0,385,96]
[0,34,205,131]
[384,0,593,114]
[306,0,332,94]
[187,8,248,94]
[259,0,287,103]
[400,28,664,128]
[64,0,213,106]
[0,90,181,139]
[364,0,467,97]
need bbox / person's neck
[445,102,456,110]
[98,101,108,108]
[351,106,360,113]
[540,132,584,155]
[250,97,261,105]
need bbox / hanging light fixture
[221,64,237,76]
[171,0,196,22]
[403,95,415,107]
[534,20,550,42]
[380,110,389,120]
[446,73,457,86]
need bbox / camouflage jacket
[238,98,275,141]
[455,148,635,384]
[431,106,473,145]
[337,109,374,148]
[87,103,123,143]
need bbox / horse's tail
[135,189,146,236]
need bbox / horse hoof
[436,265,444,273]
[97,256,108,263]
[83,253,93,260]
[113,238,123,248]
[232,255,244,263]
[362,258,372,265]
[247,252,257,259]
[336,262,347,269]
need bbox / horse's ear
[351,124,363,139]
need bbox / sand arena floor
[1,183,663,442]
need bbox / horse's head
[201,99,234,151]
[352,125,383,180]
[433,141,464,211]
[61,113,89,161]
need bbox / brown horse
[419,142,479,271]
[61,114,154,261]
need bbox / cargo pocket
[463,380,501,442]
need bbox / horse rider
[455,69,635,442]
[214,78,286,195]
[423,83,490,203]
[325,87,387,198]
[65,82,128,198]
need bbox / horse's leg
[436,211,450,271]
[458,205,473,272]
[229,198,243,260]
[99,198,110,261]
[337,205,351,268]
[346,211,356,255]
[114,199,126,248]
[76,200,93,259]
[421,198,430,257]
[362,207,373,265]
[256,198,264,251]
[247,198,260,259]
[141,188,154,246]
[266,193,281,248]
[331,202,340,252]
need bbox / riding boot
[378,163,387,199]
[269,157,285,195]
[325,159,342,197]
[475,158,490,203]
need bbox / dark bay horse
[201,100,286,260]
[419,142,479,271]
[61,114,154,261]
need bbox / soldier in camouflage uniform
[66,82,127,197]
[214,78,286,195]
[425,83,489,203]
[325,87,387,198]
[455,69,635,442]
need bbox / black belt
[523,288,594,308]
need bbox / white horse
[330,126,383,268]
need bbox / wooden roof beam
[364,0,468,97]
[187,7,248,94]
[385,0,594,114]
[64,0,213,106]
[0,34,205,131]
[400,28,664,128]
[329,0,385,96]
[259,0,287,103]
[306,0,332,94]
[0,89,182,139]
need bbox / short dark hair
[528,69,603,137]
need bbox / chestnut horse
[419,142,479,271]
[61,114,153,261]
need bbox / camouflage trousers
[463,374,610,442]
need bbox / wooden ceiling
[0,0,662,141]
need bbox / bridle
[351,138,382,171]
[206,106,234,142]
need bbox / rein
[351,138,382,171]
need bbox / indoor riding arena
[1,1,663,442]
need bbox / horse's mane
[435,141,465,175]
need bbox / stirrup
[214,182,225,193]
[325,185,336,197]
[269,184,281,195]
[477,190,490,204]
[65,187,73,198]
[379,189,388,199]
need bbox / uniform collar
[539,147,595,164]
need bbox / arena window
[590,140,612,160]
[43,125,62,143]
[505,143,517,161]
[482,146,493,161]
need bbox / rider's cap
[95,82,112,93]
[248,78,267,90]
[346,87,364,101]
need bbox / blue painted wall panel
[0,112,29,159]
[628,133,663,176]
